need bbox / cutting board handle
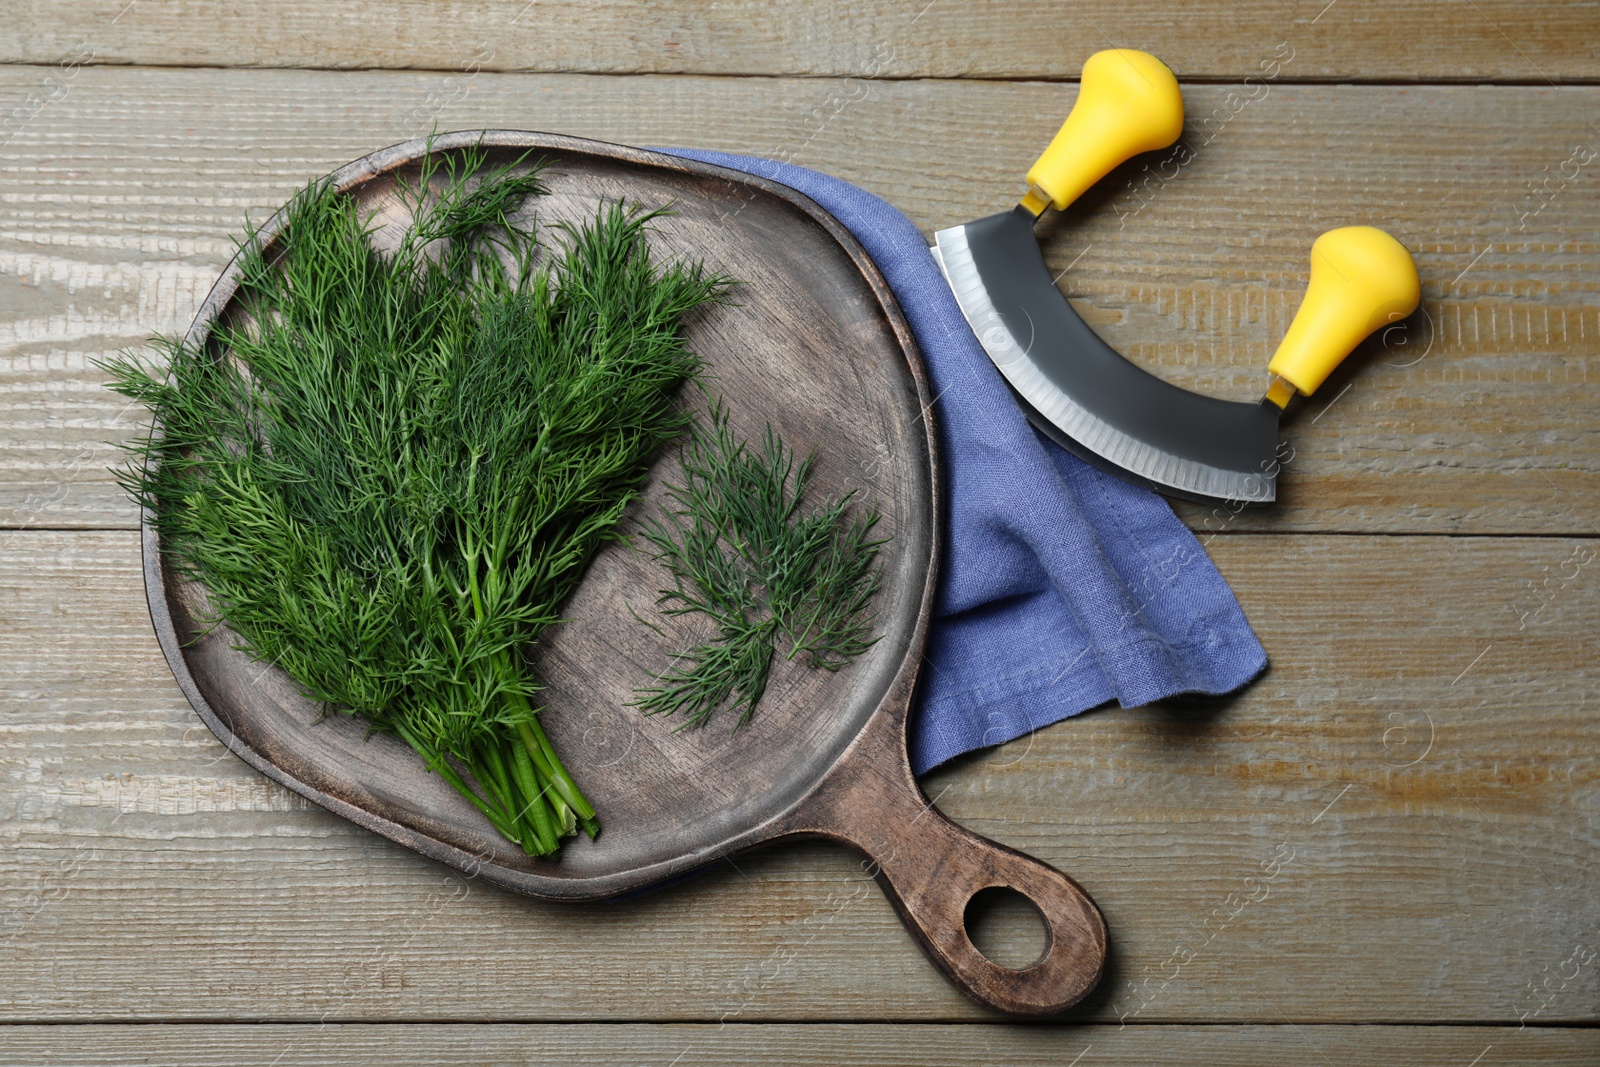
[790,742,1106,1016]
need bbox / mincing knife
[932,49,1422,505]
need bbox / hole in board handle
[963,886,1049,970]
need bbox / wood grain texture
[4,0,1598,81]
[3,529,1596,1023]
[0,1024,1596,1066]
[1,0,1593,1055]
[2,68,1595,535]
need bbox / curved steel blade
[933,208,1281,506]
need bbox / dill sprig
[633,404,885,729]
[103,143,728,856]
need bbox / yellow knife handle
[1022,49,1185,215]
[1264,227,1422,407]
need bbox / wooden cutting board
[143,130,1105,1015]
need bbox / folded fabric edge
[912,621,1267,774]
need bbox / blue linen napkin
[657,148,1268,774]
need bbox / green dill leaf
[102,141,730,856]
[633,403,886,729]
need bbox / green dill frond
[633,403,885,729]
[102,141,729,856]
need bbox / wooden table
[3,3,1597,1063]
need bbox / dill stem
[487,743,517,807]
[394,720,517,841]
[515,717,598,824]
[433,755,515,837]
[549,792,577,837]
[490,647,599,828]
[509,737,559,854]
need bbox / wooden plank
[2,530,1596,1023]
[4,0,1599,82]
[0,67,1596,535]
[0,1023,1596,1066]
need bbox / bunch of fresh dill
[634,405,885,728]
[104,145,727,856]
